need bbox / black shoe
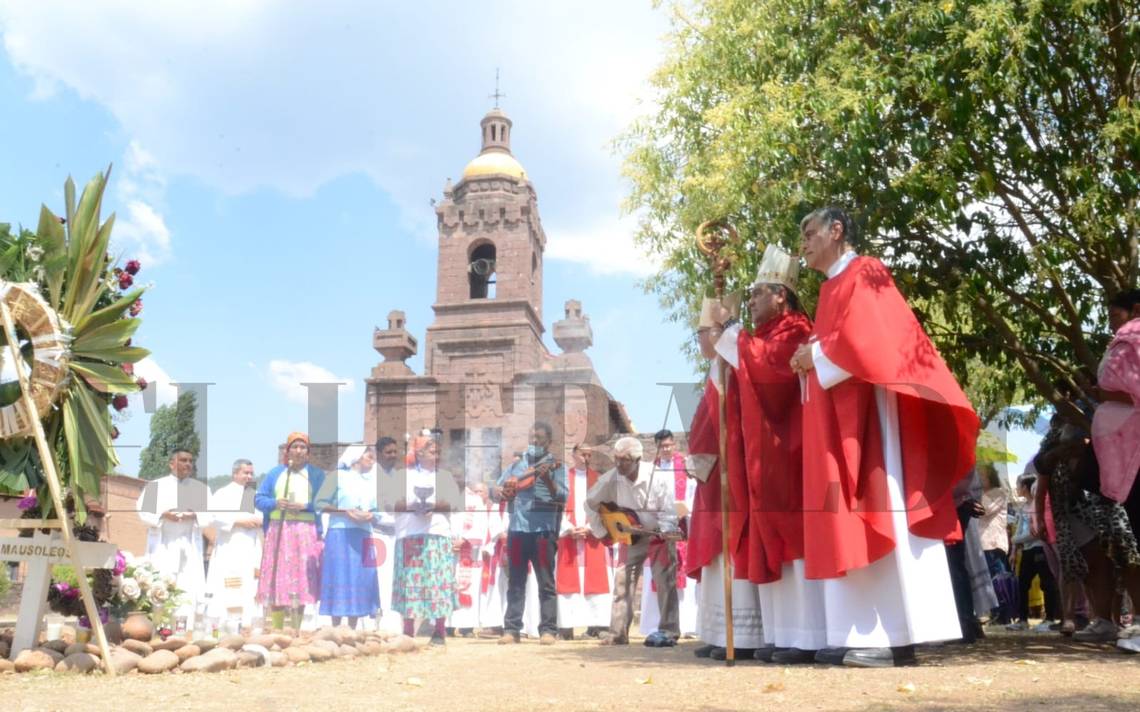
[585,627,603,638]
[842,645,916,668]
[771,647,817,664]
[813,647,849,665]
[693,644,716,658]
[711,647,756,661]
[753,645,778,662]
[429,633,446,646]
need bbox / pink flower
[113,550,127,576]
[111,426,121,440]
[112,394,129,411]
[118,273,134,290]
[136,377,148,391]
[17,493,37,511]
[125,259,141,275]
[129,299,143,317]
[121,362,134,376]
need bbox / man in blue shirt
[495,421,568,644]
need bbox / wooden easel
[0,297,117,675]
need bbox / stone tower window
[469,242,497,299]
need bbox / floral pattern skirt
[257,520,322,607]
[391,534,457,620]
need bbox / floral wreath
[0,282,69,439]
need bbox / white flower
[162,573,177,589]
[25,244,44,262]
[119,578,140,600]
[147,584,169,605]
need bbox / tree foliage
[138,392,200,480]
[623,0,1139,426]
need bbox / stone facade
[361,108,632,481]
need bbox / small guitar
[501,457,562,500]
[597,502,683,546]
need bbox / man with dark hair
[494,422,567,644]
[789,206,979,667]
[136,447,209,630]
[641,428,698,637]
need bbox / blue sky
[0,1,703,478]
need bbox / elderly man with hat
[709,244,823,663]
[586,436,681,645]
[255,431,327,630]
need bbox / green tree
[623,0,1139,426]
[138,392,200,479]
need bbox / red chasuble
[684,365,746,581]
[734,310,813,584]
[803,256,979,580]
[556,468,611,595]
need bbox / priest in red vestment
[789,206,980,668]
[556,444,613,638]
[712,245,825,664]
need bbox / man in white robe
[556,444,614,638]
[136,448,208,629]
[205,458,263,629]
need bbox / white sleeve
[136,481,161,529]
[584,475,611,539]
[714,323,742,369]
[811,341,853,390]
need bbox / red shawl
[684,366,746,581]
[556,468,611,595]
[734,310,812,583]
[803,256,978,580]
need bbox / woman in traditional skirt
[255,432,326,630]
[392,434,461,645]
[317,446,381,628]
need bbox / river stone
[305,645,333,662]
[153,637,188,652]
[175,644,201,661]
[36,647,64,663]
[268,651,288,667]
[138,649,180,674]
[310,639,338,654]
[180,648,236,673]
[354,642,369,655]
[14,649,57,672]
[55,652,99,674]
[391,635,417,653]
[338,644,360,658]
[283,646,310,663]
[363,641,384,656]
[273,634,293,648]
[235,650,261,668]
[120,639,152,657]
[0,659,14,673]
[192,638,217,652]
[248,635,278,649]
[64,642,101,657]
[218,634,246,651]
[41,639,69,654]
[109,649,141,674]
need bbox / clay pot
[121,612,155,642]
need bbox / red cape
[803,256,978,580]
[684,365,746,581]
[556,468,611,595]
[734,310,812,584]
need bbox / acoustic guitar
[597,502,683,546]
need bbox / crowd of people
[133,206,1140,665]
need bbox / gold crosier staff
[697,220,737,666]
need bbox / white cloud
[109,140,172,266]
[266,359,354,405]
[133,356,179,409]
[546,217,661,277]
[0,1,667,243]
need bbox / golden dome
[462,151,527,180]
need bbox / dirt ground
[3,630,1139,711]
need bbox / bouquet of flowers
[105,552,184,626]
